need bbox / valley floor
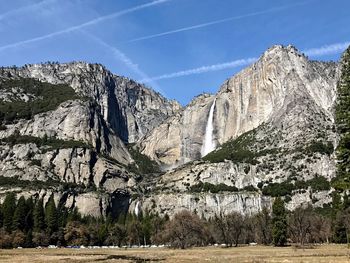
[0,244,349,263]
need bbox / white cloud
[0,0,171,52]
[139,57,257,82]
[303,42,350,57]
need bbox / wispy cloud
[139,57,257,83]
[303,42,350,57]
[140,41,350,83]
[0,0,171,52]
[84,32,165,96]
[127,1,310,43]
[0,0,57,21]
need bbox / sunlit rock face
[140,45,338,168]
[134,45,339,217]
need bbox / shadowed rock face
[140,45,338,168]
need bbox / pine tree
[24,197,34,232]
[272,197,287,246]
[2,192,16,231]
[56,203,68,228]
[334,46,350,191]
[45,195,58,234]
[13,196,26,231]
[67,207,81,223]
[0,203,3,227]
[24,230,33,248]
[97,224,108,246]
[141,212,152,246]
[33,198,45,232]
[333,211,347,243]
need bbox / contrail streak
[0,0,171,52]
[84,32,166,96]
[140,41,350,83]
[0,0,57,21]
[127,1,310,43]
[139,57,257,82]
[303,42,350,57]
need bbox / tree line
[0,192,350,249]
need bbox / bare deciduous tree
[288,205,313,245]
[213,212,244,247]
[161,210,209,249]
[309,213,332,243]
[254,207,272,245]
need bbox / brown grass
[0,244,349,263]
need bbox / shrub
[190,182,238,193]
[308,176,331,191]
[243,185,258,192]
[0,134,91,150]
[262,176,330,197]
[307,141,334,156]
[262,182,294,197]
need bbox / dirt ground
[0,244,349,263]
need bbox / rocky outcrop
[0,188,129,218]
[131,192,272,219]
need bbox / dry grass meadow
[0,244,349,263]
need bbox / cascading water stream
[201,98,216,157]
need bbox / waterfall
[201,98,216,157]
[134,200,140,217]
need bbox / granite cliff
[0,44,345,218]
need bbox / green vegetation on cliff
[190,181,238,193]
[0,78,82,124]
[202,129,262,164]
[127,144,160,174]
[262,176,330,197]
[0,133,91,150]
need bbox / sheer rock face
[140,94,214,168]
[130,192,272,219]
[140,45,338,168]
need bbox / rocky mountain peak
[141,44,339,168]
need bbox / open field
[0,245,350,263]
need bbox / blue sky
[0,0,349,105]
